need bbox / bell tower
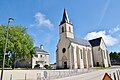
[59,9,74,39]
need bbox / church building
[56,9,93,69]
[56,9,111,69]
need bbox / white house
[56,9,93,69]
[32,45,50,69]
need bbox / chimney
[40,44,44,50]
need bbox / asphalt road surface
[57,66,120,80]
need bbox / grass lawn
[96,67,110,70]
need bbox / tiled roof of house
[89,37,102,47]
[35,47,48,54]
[67,37,91,46]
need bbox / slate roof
[89,37,102,47]
[60,9,70,25]
[67,38,91,46]
[35,47,49,54]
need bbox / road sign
[102,73,112,80]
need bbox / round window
[62,48,66,53]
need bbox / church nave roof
[67,37,91,47]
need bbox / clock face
[62,48,66,53]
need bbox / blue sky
[0,0,120,64]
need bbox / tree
[110,52,120,65]
[0,25,34,68]
[118,52,120,56]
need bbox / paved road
[56,66,120,80]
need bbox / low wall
[0,68,94,80]
[1,70,44,80]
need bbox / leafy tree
[110,52,120,65]
[0,25,34,68]
[118,52,120,56]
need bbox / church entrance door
[64,62,67,69]
[97,62,99,67]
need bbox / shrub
[34,64,40,69]
[44,65,52,70]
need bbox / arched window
[69,27,71,32]
[62,26,64,32]
[62,48,66,53]
[41,55,42,58]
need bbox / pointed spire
[60,9,70,25]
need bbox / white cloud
[109,24,120,34]
[113,25,120,32]
[32,12,54,30]
[84,31,118,46]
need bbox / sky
[0,0,120,64]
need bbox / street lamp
[0,18,14,80]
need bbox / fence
[108,69,120,80]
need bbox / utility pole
[0,18,14,80]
